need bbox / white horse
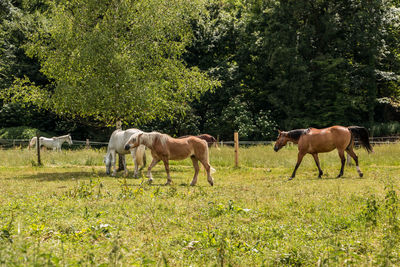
[29,134,73,151]
[104,129,147,177]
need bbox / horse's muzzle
[124,144,131,150]
[274,145,279,152]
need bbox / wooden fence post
[86,139,90,149]
[36,131,42,166]
[234,132,239,167]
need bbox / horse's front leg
[162,158,172,185]
[146,158,160,184]
[130,148,138,178]
[289,152,306,180]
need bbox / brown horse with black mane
[274,125,373,180]
[178,134,219,149]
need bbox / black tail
[348,126,373,153]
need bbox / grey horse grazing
[104,129,146,177]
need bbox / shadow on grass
[14,171,99,181]
[13,167,192,182]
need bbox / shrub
[0,126,53,139]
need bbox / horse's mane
[142,132,169,147]
[53,134,70,139]
[287,129,309,141]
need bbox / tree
[18,0,218,125]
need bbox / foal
[125,132,215,186]
[274,126,373,180]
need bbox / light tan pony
[274,125,373,180]
[124,131,215,186]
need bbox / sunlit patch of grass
[0,144,399,265]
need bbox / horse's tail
[348,126,373,153]
[203,141,216,173]
[135,145,146,167]
[28,137,36,149]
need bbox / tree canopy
[1,0,399,140]
[20,0,218,125]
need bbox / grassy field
[0,144,399,266]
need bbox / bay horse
[29,134,73,151]
[178,134,219,149]
[124,131,215,186]
[274,126,373,180]
[104,129,146,177]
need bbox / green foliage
[204,97,277,140]
[188,0,400,132]
[0,126,42,139]
[23,0,219,125]
[1,0,400,139]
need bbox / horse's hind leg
[121,154,128,177]
[346,148,363,177]
[140,152,147,171]
[190,156,200,186]
[312,153,323,178]
[337,150,346,178]
[199,159,214,186]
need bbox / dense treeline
[1,0,399,141]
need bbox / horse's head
[274,130,289,152]
[104,153,111,175]
[124,133,143,150]
[67,134,73,145]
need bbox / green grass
[0,144,399,265]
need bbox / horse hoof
[190,183,196,186]
[288,177,294,181]
[164,181,172,186]
[359,173,364,178]
[148,179,153,185]
[336,175,343,178]
[208,180,214,186]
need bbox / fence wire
[0,136,399,150]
